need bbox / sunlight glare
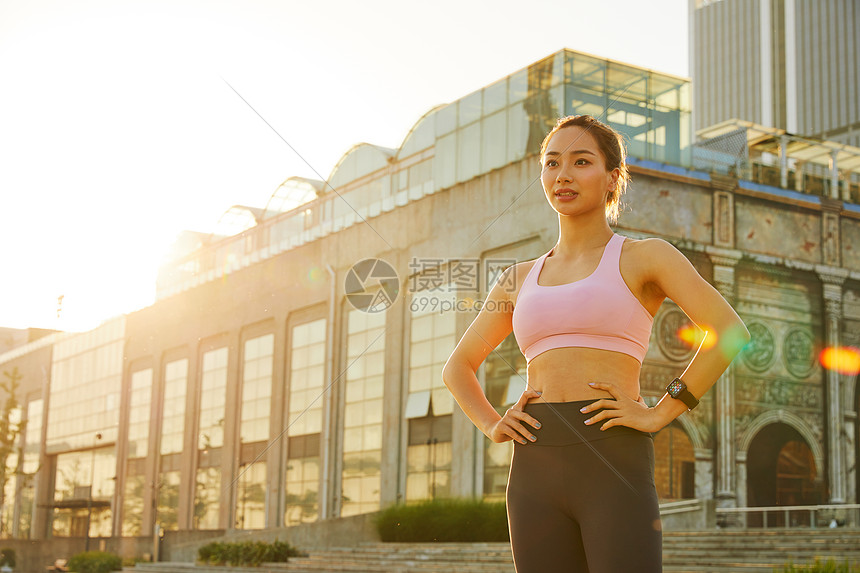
[819,346,860,376]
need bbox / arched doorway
[653,422,696,500]
[747,422,822,526]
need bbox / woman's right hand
[487,388,543,444]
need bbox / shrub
[0,548,15,569]
[67,552,122,573]
[375,498,509,542]
[196,540,301,566]
[776,559,860,572]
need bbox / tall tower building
[690,0,860,146]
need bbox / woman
[441,114,750,572]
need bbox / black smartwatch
[666,377,699,411]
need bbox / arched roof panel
[264,176,324,218]
[213,205,261,238]
[327,143,395,189]
[396,105,445,160]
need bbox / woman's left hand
[580,382,668,434]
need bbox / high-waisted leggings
[506,400,662,573]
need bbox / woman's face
[540,126,617,218]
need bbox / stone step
[136,530,860,573]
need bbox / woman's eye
[545,160,558,168]
[575,159,589,165]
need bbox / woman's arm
[441,265,542,444]
[584,239,751,432]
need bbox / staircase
[134,529,860,573]
[662,529,860,572]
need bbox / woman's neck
[551,215,614,259]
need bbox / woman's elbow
[720,316,751,357]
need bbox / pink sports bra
[511,233,653,364]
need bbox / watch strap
[667,377,699,410]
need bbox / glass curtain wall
[18,399,42,538]
[234,334,273,529]
[47,319,125,537]
[405,283,456,501]
[285,319,326,525]
[562,51,691,166]
[194,347,228,529]
[122,368,152,535]
[340,309,384,517]
[158,359,187,531]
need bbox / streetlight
[85,433,102,551]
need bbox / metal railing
[716,504,860,529]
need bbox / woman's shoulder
[619,235,692,276]
[619,235,679,258]
[494,256,543,303]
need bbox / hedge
[67,552,122,573]
[375,498,509,542]
[776,559,860,572]
[197,540,301,566]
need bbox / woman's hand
[487,388,543,444]
[580,382,669,434]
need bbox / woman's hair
[539,115,630,223]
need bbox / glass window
[199,348,228,450]
[156,471,180,531]
[566,51,606,91]
[481,110,507,173]
[482,334,526,501]
[435,104,457,136]
[285,435,320,526]
[607,62,649,103]
[400,110,437,158]
[340,309,385,517]
[284,319,326,525]
[457,121,481,183]
[46,321,124,452]
[160,359,188,456]
[459,91,482,127]
[127,369,152,459]
[507,103,529,164]
[405,415,452,501]
[433,131,457,190]
[235,462,266,529]
[23,399,42,474]
[121,474,146,536]
[193,467,221,529]
[52,446,115,538]
[508,69,528,103]
[405,283,456,501]
[288,319,326,436]
[483,79,507,114]
[241,335,274,444]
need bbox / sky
[0,0,689,333]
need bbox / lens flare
[819,346,860,376]
[308,266,325,283]
[676,325,715,350]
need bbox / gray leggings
[506,401,662,573]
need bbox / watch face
[667,379,684,396]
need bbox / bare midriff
[525,346,642,403]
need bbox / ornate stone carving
[782,328,816,379]
[741,322,776,373]
[735,376,822,410]
[655,307,696,362]
[822,212,840,267]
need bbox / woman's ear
[607,168,620,192]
